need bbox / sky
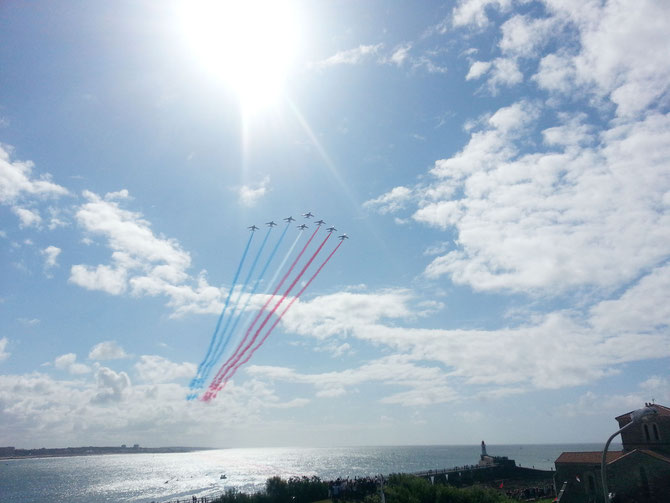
[1,0,669,449]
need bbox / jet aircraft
[266,221,277,227]
[338,234,349,240]
[326,226,337,233]
[297,224,308,230]
[302,212,314,218]
[284,216,295,223]
[315,219,326,226]
[248,225,259,231]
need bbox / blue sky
[1,0,669,449]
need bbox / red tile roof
[555,451,624,464]
[555,449,670,466]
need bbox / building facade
[554,403,670,502]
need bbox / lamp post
[601,406,657,502]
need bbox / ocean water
[1,444,612,503]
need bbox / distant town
[0,445,210,459]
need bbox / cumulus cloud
[88,341,129,361]
[12,207,42,228]
[466,61,491,80]
[68,190,219,315]
[543,0,670,117]
[41,245,61,272]
[54,353,91,375]
[0,363,311,447]
[271,268,670,397]
[0,144,68,229]
[135,355,196,383]
[0,144,68,204]
[248,355,459,407]
[92,366,130,403]
[238,176,270,207]
[363,186,412,214]
[369,102,670,295]
[452,0,512,29]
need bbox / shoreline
[0,446,212,461]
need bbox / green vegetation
[211,474,515,503]
[382,475,514,503]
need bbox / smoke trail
[205,240,344,400]
[197,226,273,388]
[205,232,332,397]
[227,228,302,359]
[188,231,254,396]
[199,223,289,386]
[205,227,318,392]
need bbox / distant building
[133,444,139,449]
[554,403,670,502]
[0,446,16,456]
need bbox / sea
[1,443,615,503]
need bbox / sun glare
[178,0,299,112]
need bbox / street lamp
[601,405,657,502]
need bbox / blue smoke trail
[204,223,291,376]
[197,226,273,389]
[232,228,304,347]
[188,231,254,397]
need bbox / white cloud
[0,144,68,204]
[387,44,412,66]
[394,105,670,294]
[314,44,383,68]
[0,144,68,229]
[499,14,558,58]
[70,264,128,295]
[530,0,670,117]
[452,0,512,28]
[248,355,459,407]
[41,245,61,271]
[486,57,523,91]
[412,56,448,75]
[0,364,312,447]
[18,318,40,326]
[0,337,9,361]
[67,190,218,316]
[135,355,196,383]
[92,366,130,403]
[466,61,491,80]
[363,186,412,215]
[54,353,91,375]
[238,176,270,207]
[273,268,670,396]
[12,207,42,228]
[88,341,129,361]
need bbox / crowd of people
[502,484,554,501]
[327,475,384,501]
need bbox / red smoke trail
[205,227,318,392]
[203,233,334,401]
[205,240,343,400]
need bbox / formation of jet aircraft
[246,214,348,240]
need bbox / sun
[178,0,299,112]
